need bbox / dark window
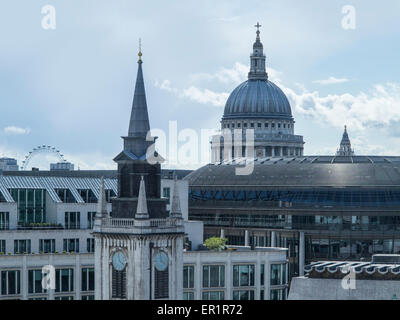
[155,269,169,299]
[112,270,126,299]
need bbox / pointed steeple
[96,177,108,218]
[248,22,268,81]
[336,125,354,156]
[135,176,149,219]
[122,45,154,158]
[128,50,150,138]
[170,175,183,219]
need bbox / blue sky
[1,0,400,169]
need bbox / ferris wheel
[21,145,67,170]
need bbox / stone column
[271,231,276,247]
[299,232,305,276]
[245,230,250,247]
[94,237,102,300]
[195,253,201,300]
[279,147,283,157]
[75,254,80,300]
[220,229,225,239]
[226,251,232,300]
[271,147,275,157]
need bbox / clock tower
[93,49,184,300]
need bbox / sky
[0,0,400,170]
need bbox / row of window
[183,263,287,289]
[223,122,292,130]
[0,268,94,296]
[183,289,287,301]
[0,238,95,254]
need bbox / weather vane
[138,38,143,61]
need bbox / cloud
[283,82,400,132]
[313,77,350,85]
[3,126,31,135]
[155,63,284,108]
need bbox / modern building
[0,158,19,172]
[50,162,74,171]
[288,254,400,300]
[185,27,400,283]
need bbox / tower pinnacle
[336,125,354,156]
[248,22,268,81]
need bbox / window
[272,123,275,128]
[1,270,21,296]
[183,292,194,300]
[0,240,5,253]
[233,265,255,287]
[233,290,254,300]
[65,212,80,229]
[39,239,55,253]
[81,268,95,292]
[28,270,46,294]
[278,123,281,128]
[250,123,254,128]
[63,239,79,253]
[55,296,74,300]
[55,269,74,293]
[232,124,235,128]
[183,266,194,289]
[270,288,286,300]
[265,123,269,128]
[87,238,95,253]
[14,240,31,254]
[0,212,9,230]
[244,123,248,128]
[237,123,241,128]
[202,291,225,300]
[112,270,126,299]
[155,268,169,299]
[260,264,265,286]
[163,188,170,200]
[87,212,96,229]
[202,265,225,288]
[257,123,261,128]
[81,295,95,300]
[271,264,287,286]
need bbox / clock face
[154,252,168,272]
[112,251,127,271]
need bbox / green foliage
[204,237,228,251]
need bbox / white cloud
[284,82,400,132]
[182,87,229,107]
[3,126,31,135]
[313,77,350,85]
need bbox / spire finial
[138,38,143,62]
[135,175,149,219]
[254,22,262,39]
[344,125,347,132]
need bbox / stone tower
[93,49,184,300]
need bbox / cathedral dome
[223,79,293,120]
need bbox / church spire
[97,177,107,217]
[336,125,354,156]
[170,175,183,219]
[248,22,268,81]
[135,176,149,219]
[128,46,150,138]
[122,42,154,158]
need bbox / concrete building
[288,254,400,300]
[0,158,19,172]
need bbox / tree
[204,237,227,251]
